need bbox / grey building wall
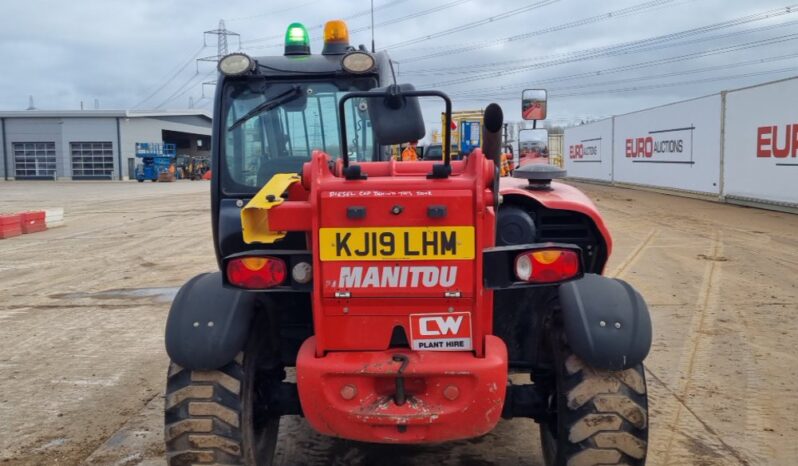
[0,119,5,180]
[0,114,210,180]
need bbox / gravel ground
[0,180,796,465]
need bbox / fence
[563,76,798,210]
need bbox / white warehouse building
[0,110,211,181]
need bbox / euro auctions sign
[563,119,613,182]
[756,124,798,160]
[723,77,798,206]
[569,139,601,161]
[613,94,722,194]
[624,127,694,164]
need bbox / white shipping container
[564,119,613,182]
[613,95,722,194]
[723,77,798,207]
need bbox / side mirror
[365,84,425,146]
[518,128,550,164]
[522,89,547,121]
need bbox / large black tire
[540,338,648,466]
[165,331,280,465]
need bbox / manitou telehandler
[164,20,652,466]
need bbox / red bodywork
[297,335,507,443]
[266,150,609,442]
[500,177,613,263]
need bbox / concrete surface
[0,180,796,465]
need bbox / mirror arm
[441,94,452,167]
[338,89,453,169]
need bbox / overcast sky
[1,0,796,133]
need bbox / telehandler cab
[164,20,652,466]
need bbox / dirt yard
[1,180,796,465]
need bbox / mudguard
[558,274,652,371]
[165,272,255,370]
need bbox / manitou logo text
[757,124,798,158]
[337,266,458,288]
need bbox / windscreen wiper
[229,85,302,131]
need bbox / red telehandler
[164,20,652,466]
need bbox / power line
[428,5,798,87]
[382,0,562,50]
[155,70,214,109]
[408,17,798,78]
[398,0,687,63]
[452,51,798,100]
[241,0,410,46]
[154,72,200,109]
[447,21,798,97]
[133,18,240,110]
[551,66,798,98]
[243,0,469,52]
[133,44,206,109]
[349,0,472,36]
[454,66,798,102]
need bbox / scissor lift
[134,143,176,182]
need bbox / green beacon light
[284,23,310,56]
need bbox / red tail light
[227,256,287,289]
[514,249,580,284]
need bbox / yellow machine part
[240,173,301,244]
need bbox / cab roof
[249,50,390,78]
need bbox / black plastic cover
[496,205,536,246]
[366,84,425,145]
[558,274,652,371]
[427,205,447,218]
[513,164,566,181]
[347,206,366,219]
[165,272,256,370]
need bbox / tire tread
[559,352,649,466]
[165,360,245,466]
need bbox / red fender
[499,177,613,267]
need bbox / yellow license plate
[319,226,475,261]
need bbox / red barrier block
[0,214,22,239]
[20,211,47,234]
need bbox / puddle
[32,438,68,452]
[52,287,179,303]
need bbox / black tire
[165,332,280,465]
[540,337,648,466]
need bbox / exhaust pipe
[482,103,504,166]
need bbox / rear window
[221,77,378,194]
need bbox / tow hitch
[392,354,410,406]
